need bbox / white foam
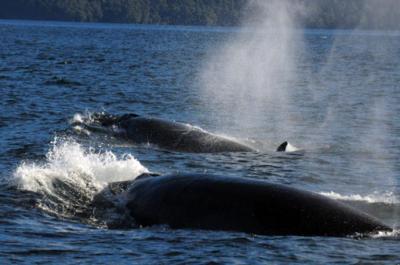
[70,111,100,126]
[72,125,91,135]
[71,113,84,124]
[13,138,148,195]
[319,191,399,204]
[368,229,400,239]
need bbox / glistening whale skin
[96,173,392,237]
[79,113,255,153]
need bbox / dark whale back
[126,174,391,237]
[118,117,254,153]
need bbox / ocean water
[1,20,400,264]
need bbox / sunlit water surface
[0,20,400,264]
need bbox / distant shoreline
[1,0,400,30]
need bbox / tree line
[0,0,399,29]
[0,0,246,26]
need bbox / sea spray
[312,1,400,227]
[12,137,148,221]
[320,191,399,204]
[200,0,305,141]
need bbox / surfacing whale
[76,113,255,153]
[276,141,299,152]
[93,173,391,237]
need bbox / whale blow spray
[200,0,304,142]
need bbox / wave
[368,229,400,239]
[11,138,148,223]
[320,191,400,228]
[319,191,399,204]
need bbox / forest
[0,0,399,29]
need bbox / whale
[276,141,299,152]
[75,113,256,153]
[93,173,391,237]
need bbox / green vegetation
[0,0,246,26]
[0,0,399,29]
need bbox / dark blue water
[1,20,400,264]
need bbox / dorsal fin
[276,141,288,152]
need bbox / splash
[70,111,125,139]
[320,191,399,204]
[70,112,93,136]
[71,112,85,124]
[14,137,148,191]
[320,190,400,229]
[369,229,400,239]
[12,138,148,221]
[70,111,108,126]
